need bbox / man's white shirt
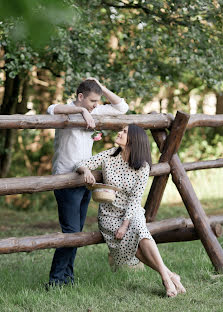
[47,99,129,174]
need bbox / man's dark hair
[112,124,152,170]
[76,80,102,98]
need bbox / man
[46,78,128,288]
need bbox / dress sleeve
[73,147,117,171]
[124,163,150,221]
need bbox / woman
[75,124,186,297]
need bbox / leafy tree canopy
[0,0,77,48]
[0,0,223,185]
[84,0,223,95]
[1,0,223,102]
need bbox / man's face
[78,92,101,112]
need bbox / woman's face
[115,126,128,148]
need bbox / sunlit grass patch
[0,239,223,312]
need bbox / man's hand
[81,107,96,129]
[53,105,96,129]
[86,77,104,90]
[86,77,123,106]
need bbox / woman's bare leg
[135,244,158,271]
[136,246,186,293]
[135,238,178,297]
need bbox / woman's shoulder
[138,162,150,174]
[107,146,119,155]
[99,146,118,158]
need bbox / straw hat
[87,183,121,203]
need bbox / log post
[170,154,223,272]
[211,223,223,238]
[153,224,223,243]
[151,134,223,272]
[145,111,190,222]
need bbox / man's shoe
[45,279,74,291]
[45,281,63,291]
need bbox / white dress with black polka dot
[75,147,153,266]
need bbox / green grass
[0,240,223,312]
[0,169,223,311]
[161,168,223,205]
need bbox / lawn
[0,169,222,312]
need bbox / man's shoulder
[92,99,128,115]
[65,100,75,107]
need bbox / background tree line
[0,0,222,183]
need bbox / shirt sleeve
[47,102,74,115]
[73,147,117,172]
[92,98,129,115]
[124,163,150,221]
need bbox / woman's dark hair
[112,124,152,170]
[76,80,102,98]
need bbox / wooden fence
[0,111,223,272]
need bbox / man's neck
[73,100,80,107]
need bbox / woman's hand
[81,168,95,184]
[115,226,127,240]
[115,220,130,240]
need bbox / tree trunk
[215,93,223,135]
[216,94,223,115]
[0,72,29,177]
[0,129,17,177]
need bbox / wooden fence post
[149,131,223,272]
[145,111,190,222]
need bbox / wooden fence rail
[0,114,173,130]
[0,159,222,196]
[0,216,222,255]
[0,113,223,130]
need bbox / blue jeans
[49,187,91,284]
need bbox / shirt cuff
[73,161,83,172]
[111,98,129,113]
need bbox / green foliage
[0,0,77,48]
[0,0,222,208]
[75,0,223,99]
[179,127,223,162]
[9,129,54,177]
[1,0,223,103]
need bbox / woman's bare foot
[163,278,178,297]
[170,273,186,294]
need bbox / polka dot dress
[75,147,153,266]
